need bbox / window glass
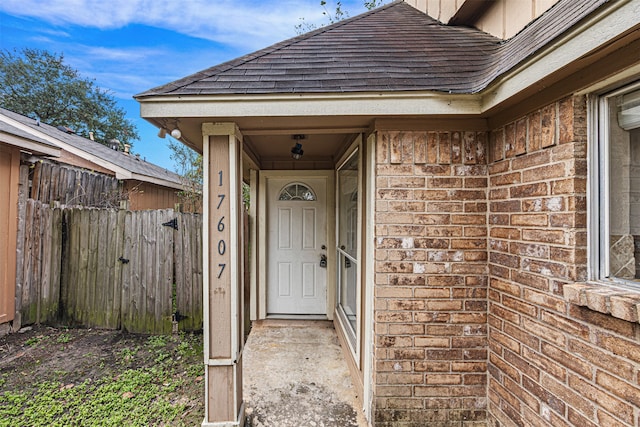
[337,150,359,345]
[278,183,316,201]
[602,86,640,283]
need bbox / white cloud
[0,0,345,50]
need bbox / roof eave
[138,0,640,122]
[0,131,61,157]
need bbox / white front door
[267,177,327,315]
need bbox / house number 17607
[216,169,227,279]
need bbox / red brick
[522,347,567,381]
[414,132,427,164]
[559,97,575,144]
[596,410,629,427]
[503,296,538,317]
[490,171,521,186]
[510,182,549,198]
[540,103,556,148]
[512,150,551,171]
[505,123,516,158]
[490,303,520,325]
[522,376,566,415]
[427,177,462,188]
[515,118,527,155]
[569,375,634,424]
[504,322,541,350]
[427,132,438,164]
[439,132,451,164]
[491,200,521,212]
[490,129,504,162]
[596,370,640,407]
[529,110,542,151]
[567,339,635,380]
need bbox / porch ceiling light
[291,134,305,160]
[170,128,182,139]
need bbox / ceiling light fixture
[291,135,305,160]
[170,128,182,139]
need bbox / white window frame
[589,80,640,288]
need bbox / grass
[0,330,203,427]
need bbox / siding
[0,144,19,326]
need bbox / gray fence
[16,200,203,334]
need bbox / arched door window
[278,183,317,201]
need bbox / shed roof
[0,119,60,154]
[0,108,182,188]
[137,0,608,98]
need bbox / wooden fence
[16,200,203,334]
[29,161,120,207]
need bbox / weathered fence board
[17,201,203,334]
[29,161,119,206]
[17,200,60,325]
[175,213,204,331]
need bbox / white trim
[0,132,60,157]
[201,402,246,427]
[249,169,258,321]
[202,131,211,365]
[589,80,640,288]
[480,0,639,112]
[258,170,336,320]
[138,92,482,118]
[335,140,363,365]
[362,132,376,423]
[229,132,240,358]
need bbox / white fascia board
[0,131,61,157]
[480,0,640,111]
[0,114,133,179]
[138,92,482,119]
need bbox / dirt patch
[0,325,204,426]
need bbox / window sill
[564,282,640,323]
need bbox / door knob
[320,254,327,268]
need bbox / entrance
[266,175,329,315]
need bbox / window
[278,183,316,201]
[594,83,640,286]
[337,149,359,347]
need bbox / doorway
[262,171,335,318]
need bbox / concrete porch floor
[243,319,368,427]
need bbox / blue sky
[0,0,384,171]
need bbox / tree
[168,139,203,211]
[0,48,138,147]
[296,0,386,34]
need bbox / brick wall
[373,130,489,426]
[487,95,640,427]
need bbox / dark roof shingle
[136,0,609,98]
[0,108,182,187]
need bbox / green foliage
[0,333,203,427]
[56,333,72,344]
[168,139,203,211]
[0,48,139,147]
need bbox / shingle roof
[137,0,608,97]
[0,108,182,187]
[0,119,59,149]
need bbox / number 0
[218,240,226,255]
